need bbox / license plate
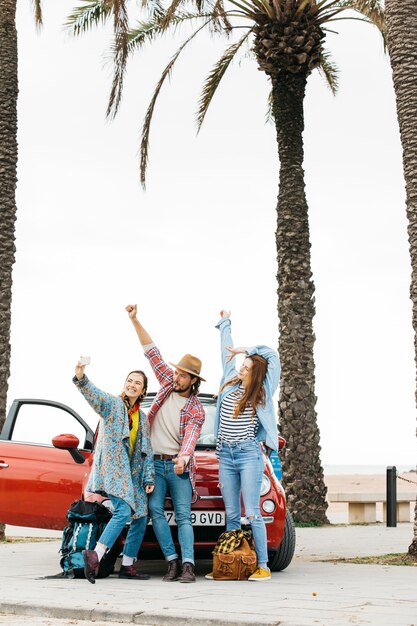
[164,510,226,526]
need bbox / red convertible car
[0,394,295,571]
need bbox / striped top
[217,386,259,446]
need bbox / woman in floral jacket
[73,361,154,584]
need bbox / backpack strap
[85,523,94,550]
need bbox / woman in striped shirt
[212,310,280,582]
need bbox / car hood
[194,448,220,498]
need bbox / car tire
[269,509,296,572]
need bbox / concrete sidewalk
[1,524,416,626]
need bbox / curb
[0,603,281,626]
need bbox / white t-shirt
[151,392,188,455]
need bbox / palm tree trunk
[272,74,328,524]
[385,0,417,558]
[0,0,18,543]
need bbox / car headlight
[260,474,271,497]
[262,499,276,514]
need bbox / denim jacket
[214,316,280,451]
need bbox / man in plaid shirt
[126,305,206,583]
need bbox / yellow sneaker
[248,566,271,581]
[205,572,214,580]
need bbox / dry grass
[1,536,59,544]
[336,553,417,566]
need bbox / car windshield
[141,392,217,448]
[195,401,216,447]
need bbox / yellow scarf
[122,394,140,456]
[129,410,139,456]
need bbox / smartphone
[79,356,91,366]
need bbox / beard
[173,382,192,394]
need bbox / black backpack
[59,499,119,579]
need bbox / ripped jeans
[218,439,268,565]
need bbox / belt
[153,454,177,460]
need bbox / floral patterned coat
[73,375,154,518]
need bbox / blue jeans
[218,440,268,565]
[99,494,147,558]
[148,459,194,564]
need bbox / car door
[0,399,95,530]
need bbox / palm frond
[311,0,357,24]
[196,28,253,132]
[317,8,348,25]
[161,0,186,28]
[140,17,215,187]
[325,15,376,25]
[351,0,384,32]
[351,0,385,48]
[227,0,259,20]
[334,0,384,32]
[317,48,339,95]
[318,0,345,9]
[328,0,385,48]
[211,0,233,34]
[140,0,164,16]
[295,0,312,17]
[270,0,283,20]
[326,15,387,51]
[127,11,214,54]
[106,0,130,119]
[245,0,275,18]
[318,0,347,9]
[189,0,228,13]
[265,88,274,125]
[65,0,112,35]
[312,0,355,25]
[32,0,43,28]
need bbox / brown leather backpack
[212,531,257,580]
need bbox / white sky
[8,0,416,467]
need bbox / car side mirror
[52,433,86,464]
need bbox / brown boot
[178,562,196,583]
[82,549,99,584]
[162,558,180,582]
[119,564,150,580]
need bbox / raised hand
[75,360,87,381]
[125,304,137,319]
[225,346,246,363]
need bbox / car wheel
[269,509,296,571]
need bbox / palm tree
[0,0,42,542]
[385,0,417,559]
[69,0,384,523]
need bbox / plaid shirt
[213,529,254,555]
[145,345,205,496]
